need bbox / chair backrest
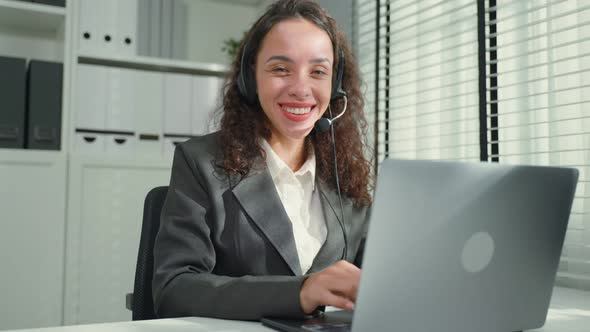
[131,186,169,320]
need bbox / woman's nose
[287,74,311,99]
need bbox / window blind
[356,0,590,291]
[486,0,590,290]
[356,0,379,168]
[360,0,482,163]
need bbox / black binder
[26,60,63,150]
[0,56,27,149]
[32,0,66,7]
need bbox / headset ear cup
[244,68,257,104]
[237,71,247,100]
[237,68,256,104]
[331,48,346,100]
[237,41,258,105]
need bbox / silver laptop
[262,159,578,332]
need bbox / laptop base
[261,310,353,332]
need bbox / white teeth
[283,106,312,115]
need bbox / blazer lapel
[309,181,350,272]
[232,168,303,276]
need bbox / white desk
[529,287,590,332]
[5,287,589,332]
[3,317,268,332]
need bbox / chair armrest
[126,293,133,311]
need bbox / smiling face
[255,18,334,144]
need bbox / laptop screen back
[352,159,578,332]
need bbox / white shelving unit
[77,53,228,76]
[0,0,65,31]
[0,0,68,329]
[1,0,254,329]
[63,0,227,327]
[0,0,66,61]
[0,0,69,152]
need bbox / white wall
[318,0,354,44]
[256,0,275,15]
[185,0,260,64]
[183,0,355,65]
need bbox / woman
[152,0,373,321]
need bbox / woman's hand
[299,260,361,314]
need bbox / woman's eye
[312,70,328,77]
[272,67,287,73]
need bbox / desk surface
[5,287,590,332]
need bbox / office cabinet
[0,0,229,329]
[0,151,66,329]
[0,1,68,328]
[64,156,171,324]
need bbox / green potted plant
[222,32,247,60]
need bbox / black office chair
[126,186,169,320]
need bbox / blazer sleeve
[152,144,308,321]
[353,206,371,267]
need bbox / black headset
[237,41,346,104]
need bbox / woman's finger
[320,290,355,311]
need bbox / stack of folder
[0,56,26,149]
[10,0,65,7]
[0,56,63,150]
[74,64,224,155]
[27,60,63,150]
[78,0,187,59]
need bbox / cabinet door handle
[83,136,96,143]
[139,134,159,141]
[114,138,127,145]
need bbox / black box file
[32,0,66,7]
[0,56,27,149]
[26,60,63,150]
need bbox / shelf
[69,152,173,169]
[0,0,65,32]
[77,53,229,76]
[0,148,65,163]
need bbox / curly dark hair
[215,0,373,207]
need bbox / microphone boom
[314,95,348,133]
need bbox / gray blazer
[152,132,370,321]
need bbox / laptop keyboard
[302,323,352,332]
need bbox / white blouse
[260,139,327,274]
